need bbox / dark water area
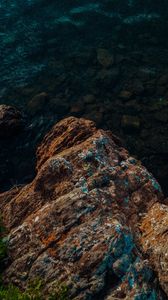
[0,0,168,195]
[1,0,168,90]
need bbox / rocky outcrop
[0,117,167,299]
[140,202,168,296]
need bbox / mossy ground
[0,221,69,300]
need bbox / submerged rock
[27,92,49,115]
[0,104,24,137]
[121,115,141,131]
[97,48,114,68]
[0,117,167,299]
[119,90,133,100]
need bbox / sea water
[0,0,167,92]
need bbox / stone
[70,102,84,115]
[158,74,168,86]
[144,80,156,96]
[119,90,133,100]
[148,98,168,111]
[97,48,114,68]
[83,94,96,104]
[27,92,49,115]
[156,85,168,96]
[125,100,141,113]
[121,115,140,131]
[154,109,168,122]
[140,202,168,296]
[49,97,70,114]
[0,117,166,299]
[127,79,144,96]
[96,68,119,87]
[0,104,24,137]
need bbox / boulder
[0,117,167,299]
[0,105,24,137]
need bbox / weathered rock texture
[140,203,168,296]
[0,117,167,299]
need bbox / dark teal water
[1,0,168,93]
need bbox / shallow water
[1,0,168,91]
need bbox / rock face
[0,104,24,137]
[0,117,167,299]
[140,203,168,296]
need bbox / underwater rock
[0,117,167,299]
[0,104,24,137]
[83,94,96,104]
[154,109,168,123]
[70,102,85,115]
[97,48,114,68]
[158,74,168,86]
[127,79,144,96]
[49,97,70,115]
[119,90,133,100]
[27,92,49,115]
[94,67,120,91]
[121,115,141,131]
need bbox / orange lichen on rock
[140,202,168,296]
[0,117,167,299]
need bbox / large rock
[140,202,168,296]
[0,117,167,299]
[0,105,24,137]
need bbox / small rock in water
[119,90,133,100]
[0,104,24,137]
[97,48,114,68]
[121,115,141,131]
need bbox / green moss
[0,279,69,300]
[48,282,69,300]
[0,220,69,300]
[0,284,29,300]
